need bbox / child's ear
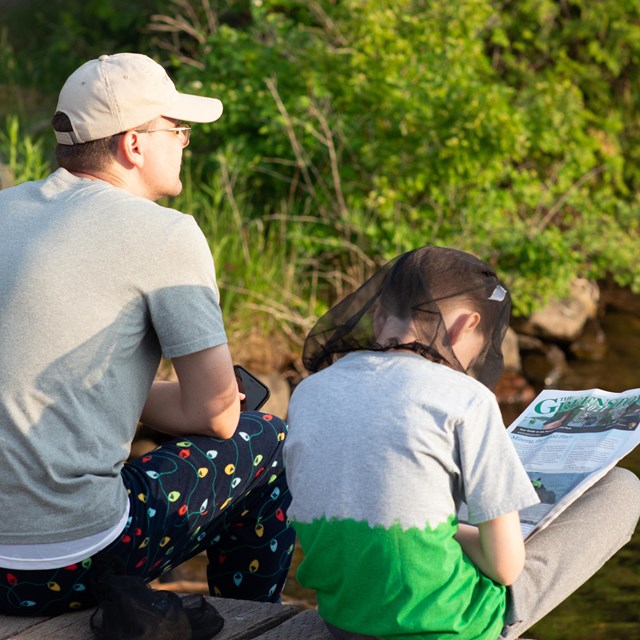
[447,311,481,345]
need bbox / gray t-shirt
[285,350,539,639]
[0,169,227,544]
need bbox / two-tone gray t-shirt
[285,350,539,639]
[0,168,227,544]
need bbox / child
[284,246,640,639]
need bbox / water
[524,309,640,640]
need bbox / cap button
[98,54,110,61]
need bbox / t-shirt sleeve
[143,215,227,358]
[456,393,540,524]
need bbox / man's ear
[447,311,481,345]
[117,130,145,169]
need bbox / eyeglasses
[133,124,191,147]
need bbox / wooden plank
[211,598,299,640]
[4,610,93,640]
[0,616,49,640]
[0,597,300,640]
[252,609,333,640]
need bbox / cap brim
[163,93,223,123]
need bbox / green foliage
[0,117,49,184]
[2,0,640,324]
[1,0,170,93]
[2,6,640,634]
[170,145,328,348]
[488,0,640,187]
[158,0,640,315]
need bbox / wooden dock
[0,597,333,640]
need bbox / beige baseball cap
[54,53,223,145]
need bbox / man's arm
[455,511,525,586]
[140,344,240,439]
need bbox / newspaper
[461,387,640,539]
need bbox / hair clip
[488,284,507,301]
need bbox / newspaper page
[507,387,640,539]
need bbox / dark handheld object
[234,365,271,412]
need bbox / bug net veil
[302,246,511,390]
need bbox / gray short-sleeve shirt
[0,169,227,543]
[285,350,539,638]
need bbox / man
[0,53,294,617]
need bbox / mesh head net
[302,246,511,389]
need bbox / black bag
[89,554,224,640]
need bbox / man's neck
[68,168,151,199]
[69,170,100,181]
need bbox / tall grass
[0,116,50,186]
[174,146,348,369]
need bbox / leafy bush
[156,0,640,315]
[1,0,170,93]
[3,0,640,326]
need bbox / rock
[516,278,600,342]
[519,337,567,388]
[516,333,546,352]
[495,369,536,407]
[502,327,521,371]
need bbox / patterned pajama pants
[0,411,294,616]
